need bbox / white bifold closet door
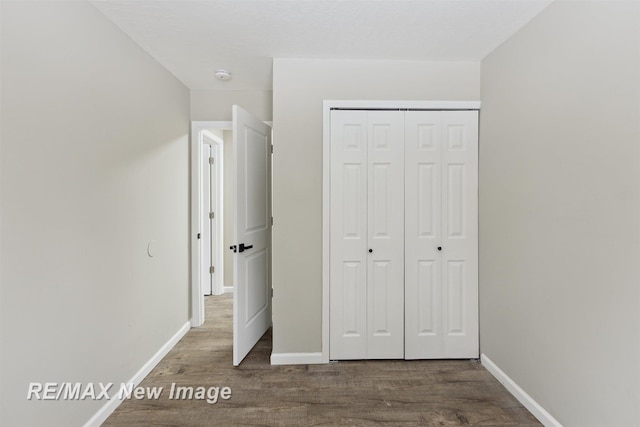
[330,109,478,360]
[404,111,478,359]
[330,110,405,359]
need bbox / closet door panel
[404,111,444,359]
[366,111,405,359]
[330,110,368,359]
[441,111,479,358]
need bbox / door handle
[437,246,442,251]
[238,243,253,253]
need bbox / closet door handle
[368,249,373,253]
[437,246,442,251]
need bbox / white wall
[272,59,480,353]
[191,90,272,121]
[0,2,190,425]
[480,2,640,425]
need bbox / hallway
[105,294,539,426]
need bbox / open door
[232,105,272,366]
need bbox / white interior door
[201,140,222,296]
[232,105,272,366]
[404,110,478,359]
[201,144,213,295]
[329,110,404,359]
[209,142,221,296]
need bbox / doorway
[191,121,232,327]
[191,110,273,367]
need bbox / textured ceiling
[91,0,553,91]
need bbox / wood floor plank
[104,294,540,426]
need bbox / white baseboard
[270,352,324,365]
[223,285,233,294]
[481,354,562,427]
[83,321,191,427]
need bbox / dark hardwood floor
[104,294,540,426]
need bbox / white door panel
[209,143,221,296]
[330,110,404,359]
[330,110,368,359]
[441,111,478,358]
[404,111,443,358]
[233,105,272,366]
[405,111,478,359]
[366,111,404,359]
[201,144,213,296]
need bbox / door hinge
[210,266,215,274]
[270,144,274,154]
[209,212,215,219]
[271,288,274,298]
[209,157,215,164]
[271,216,274,226]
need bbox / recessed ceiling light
[214,70,231,81]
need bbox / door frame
[191,121,229,327]
[321,100,481,362]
